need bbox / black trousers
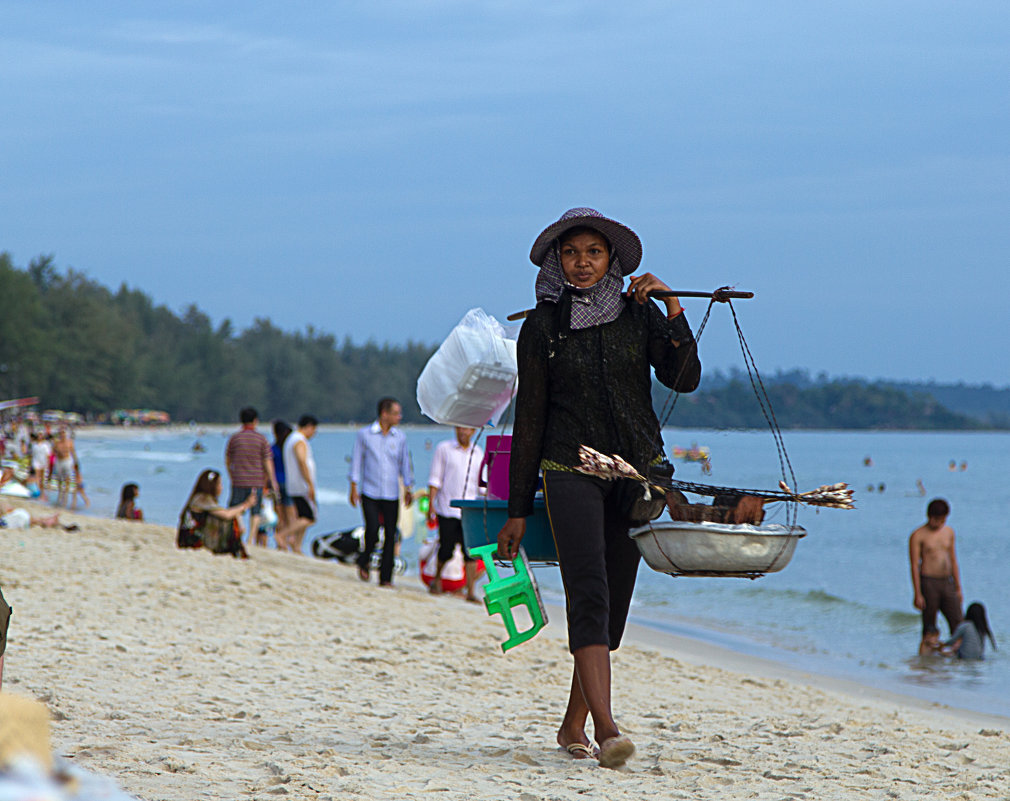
[436,516,474,563]
[921,575,963,635]
[542,471,641,653]
[357,495,400,584]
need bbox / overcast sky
[2,2,1007,385]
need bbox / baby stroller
[310,526,407,576]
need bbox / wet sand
[1,501,1008,799]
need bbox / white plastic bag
[416,308,518,427]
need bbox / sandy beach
[2,500,1008,800]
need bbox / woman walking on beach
[271,420,295,541]
[497,208,701,768]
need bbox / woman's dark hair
[194,469,221,497]
[179,469,221,526]
[120,483,139,503]
[186,469,220,504]
[273,419,292,445]
[965,602,997,650]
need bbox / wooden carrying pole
[649,289,753,300]
[506,288,753,322]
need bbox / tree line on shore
[1,253,1004,429]
[657,375,986,430]
[0,253,433,424]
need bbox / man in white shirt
[427,426,483,600]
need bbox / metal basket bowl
[629,520,806,578]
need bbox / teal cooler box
[451,498,558,563]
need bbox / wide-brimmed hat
[529,207,642,276]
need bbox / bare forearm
[910,565,921,594]
[298,460,314,494]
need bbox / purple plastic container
[480,435,511,500]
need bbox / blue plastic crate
[451,498,558,563]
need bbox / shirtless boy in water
[909,498,963,652]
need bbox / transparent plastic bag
[416,308,518,427]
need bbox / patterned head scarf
[530,208,643,330]
[534,238,626,330]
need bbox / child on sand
[71,462,90,510]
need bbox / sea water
[68,425,1009,716]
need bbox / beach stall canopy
[110,409,171,425]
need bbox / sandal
[565,742,599,760]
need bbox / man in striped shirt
[225,407,278,548]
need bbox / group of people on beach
[7,207,1000,776]
[174,401,471,589]
[346,398,486,595]
[0,419,89,509]
[908,498,996,660]
[166,208,700,768]
[0,420,83,531]
[176,407,302,560]
[175,399,485,598]
[163,208,706,769]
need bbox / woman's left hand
[496,517,527,561]
[626,273,681,316]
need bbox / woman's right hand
[496,517,526,561]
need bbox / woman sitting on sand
[496,208,701,768]
[116,482,143,520]
[179,469,255,558]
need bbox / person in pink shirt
[426,426,484,600]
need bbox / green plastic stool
[470,543,548,653]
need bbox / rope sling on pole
[577,287,853,522]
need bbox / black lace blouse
[507,297,701,518]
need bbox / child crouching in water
[942,602,997,660]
